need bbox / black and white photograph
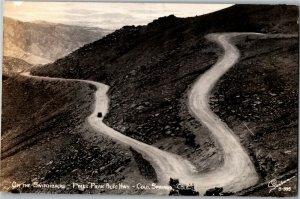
[0,1,298,197]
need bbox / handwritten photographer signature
[268,176,295,193]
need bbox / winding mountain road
[22,33,262,194]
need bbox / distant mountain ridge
[2,56,32,76]
[3,17,111,65]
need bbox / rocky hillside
[212,35,298,196]
[4,4,298,195]
[3,17,110,65]
[1,75,151,194]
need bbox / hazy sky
[5,2,233,30]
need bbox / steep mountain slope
[1,75,148,194]
[3,17,111,65]
[3,4,298,195]
[211,36,298,196]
